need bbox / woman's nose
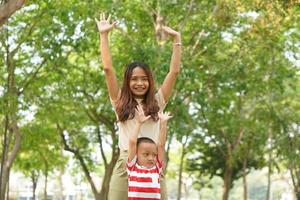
[137,80,143,85]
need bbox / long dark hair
[115,61,159,122]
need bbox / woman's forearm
[169,35,182,74]
[100,33,113,71]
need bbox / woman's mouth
[134,88,145,91]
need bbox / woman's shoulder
[155,88,167,109]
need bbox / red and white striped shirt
[127,156,163,200]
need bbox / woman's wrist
[173,34,181,43]
[100,32,109,37]
[173,34,181,46]
[173,42,182,47]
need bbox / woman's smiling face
[129,67,149,98]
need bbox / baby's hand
[135,104,151,124]
[158,111,172,123]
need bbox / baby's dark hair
[137,137,156,147]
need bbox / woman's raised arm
[160,26,181,102]
[95,13,119,101]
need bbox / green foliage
[1,0,299,199]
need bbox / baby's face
[137,142,157,168]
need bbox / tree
[0,0,26,27]
[14,121,67,200]
[0,1,63,198]
[185,1,300,200]
[1,1,299,199]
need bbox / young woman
[95,13,181,200]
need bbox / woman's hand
[95,13,117,34]
[162,26,181,42]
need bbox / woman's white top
[110,89,166,151]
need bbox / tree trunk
[290,167,300,200]
[0,118,8,200]
[287,129,300,200]
[295,178,300,200]
[6,171,10,200]
[266,126,272,200]
[223,164,233,200]
[242,157,248,200]
[31,171,38,200]
[99,152,119,200]
[0,119,9,200]
[0,153,9,200]
[0,35,22,200]
[222,138,235,200]
[0,128,20,200]
[177,144,185,200]
[296,193,300,200]
[44,163,48,200]
[296,188,300,200]
[32,181,37,200]
[266,161,272,200]
[58,167,64,200]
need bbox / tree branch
[80,89,115,132]
[141,0,157,27]
[56,123,100,196]
[0,0,26,27]
[96,126,107,167]
[10,9,46,57]
[179,0,195,31]
[56,123,76,154]
[18,59,46,95]
[191,30,205,55]
[200,104,226,157]
[7,115,22,168]
[233,128,244,150]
